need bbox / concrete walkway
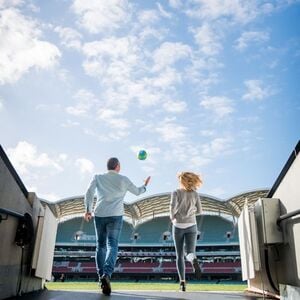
[7,290,265,300]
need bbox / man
[84,157,151,295]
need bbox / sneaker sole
[193,260,202,280]
[100,277,111,296]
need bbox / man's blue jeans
[94,216,123,278]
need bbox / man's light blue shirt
[84,170,146,217]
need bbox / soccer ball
[137,150,147,160]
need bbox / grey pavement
[7,290,266,300]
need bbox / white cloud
[141,119,233,170]
[35,103,61,110]
[138,9,160,24]
[242,79,274,101]
[204,187,227,197]
[0,8,61,85]
[7,141,64,175]
[184,0,300,24]
[168,0,182,9]
[82,38,187,115]
[97,107,130,130]
[71,0,131,34]
[66,89,99,116]
[128,82,161,107]
[163,99,187,113]
[200,96,234,118]
[82,36,137,59]
[155,120,187,142]
[190,156,212,167]
[107,118,130,130]
[150,67,182,89]
[185,57,222,88]
[39,192,60,201]
[200,130,215,137]
[201,137,233,157]
[61,120,80,128]
[0,97,3,111]
[138,26,167,42]
[29,186,60,201]
[58,154,68,162]
[186,0,259,24]
[235,31,270,51]
[165,140,199,164]
[192,23,222,56]
[75,158,94,174]
[81,37,188,120]
[83,128,110,142]
[157,3,172,18]
[65,88,133,139]
[0,0,23,9]
[82,36,139,83]
[57,68,71,82]
[27,1,40,13]
[97,108,120,119]
[0,0,40,12]
[54,26,82,50]
[152,42,191,71]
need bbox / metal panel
[256,198,283,245]
[238,204,258,280]
[32,206,58,280]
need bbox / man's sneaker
[100,274,111,296]
[192,258,202,280]
[179,281,186,292]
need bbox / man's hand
[144,176,151,186]
[84,212,92,222]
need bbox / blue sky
[0,0,299,203]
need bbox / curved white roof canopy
[41,189,268,225]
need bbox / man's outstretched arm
[127,176,151,195]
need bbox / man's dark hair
[107,157,119,170]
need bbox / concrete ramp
[6,290,262,300]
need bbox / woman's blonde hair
[177,172,203,191]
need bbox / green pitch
[46,281,247,292]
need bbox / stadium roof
[42,189,269,226]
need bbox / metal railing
[0,207,24,222]
[277,208,300,226]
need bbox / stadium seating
[119,221,134,243]
[196,215,238,243]
[56,217,95,243]
[202,262,241,274]
[52,261,241,275]
[120,262,160,273]
[53,215,241,280]
[133,217,171,244]
[55,215,239,245]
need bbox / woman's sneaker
[179,281,186,292]
[192,258,202,280]
[100,274,111,296]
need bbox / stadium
[1,141,299,299]
[48,189,268,282]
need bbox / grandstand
[49,189,268,282]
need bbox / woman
[170,172,203,291]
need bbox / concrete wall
[0,152,44,299]
[273,151,300,287]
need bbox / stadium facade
[47,189,268,282]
